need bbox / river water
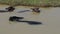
[0,5,60,34]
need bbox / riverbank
[0,4,54,9]
[0,3,60,7]
[0,0,60,7]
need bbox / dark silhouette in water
[9,16,24,21]
[31,8,40,13]
[6,6,15,11]
[0,10,9,13]
[0,6,15,13]
[17,20,42,25]
[18,10,30,13]
[9,16,42,25]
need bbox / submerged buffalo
[9,16,42,25]
[0,6,15,13]
[9,16,24,21]
[6,6,15,11]
[31,7,40,13]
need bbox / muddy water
[0,5,60,34]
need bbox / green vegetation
[0,0,60,7]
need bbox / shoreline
[0,4,60,9]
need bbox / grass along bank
[0,0,60,7]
